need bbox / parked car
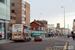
[34,36,42,41]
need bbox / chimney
[34,19,36,22]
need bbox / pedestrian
[71,31,75,41]
[67,34,70,38]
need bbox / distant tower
[56,23,60,29]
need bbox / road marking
[55,43,65,44]
[63,42,68,50]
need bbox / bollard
[50,36,52,39]
[56,36,57,38]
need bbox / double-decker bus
[12,24,32,42]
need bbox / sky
[24,0,75,31]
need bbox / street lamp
[61,6,65,37]
[39,13,42,30]
[6,0,8,40]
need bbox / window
[22,4,25,8]
[41,27,43,30]
[34,27,35,30]
[25,11,26,15]
[24,26,28,29]
[38,27,40,30]
[22,10,25,14]
[22,17,25,21]
[11,10,15,13]
[0,0,5,3]
[12,3,14,6]
[13,17,16,20]
[10,16,12,19]
[25,18,26,21]
[9,23,12,27]
[25,33,28,37]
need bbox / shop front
[0,20,9,39]
[31,31,46,38]
[0,22,4,39]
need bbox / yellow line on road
[63,41,68,50]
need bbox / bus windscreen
[12,25,23,33]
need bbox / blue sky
[24,0,75,30]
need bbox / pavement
[53,36,75,50]
[0,39,14,44]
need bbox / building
[33,20,48,33]
[10,0,30,30]
[0,0,10,39]
[25,2,30,26]
[47,24,54,33]
[61,28,70,35]
[56,23,60,29]
[30,20,46,38]
[30,22,45,31]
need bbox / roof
[31,31,46,33]
[30,22,44,27]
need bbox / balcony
[22,14,26,17]
[22,1,25,4]
[22,21,26,24]
[22,7,26,11]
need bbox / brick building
[9,0,30,31]
[30,20,48,31]
[31,20,48,33]
[30,22,45,31]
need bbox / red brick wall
[30,23,41,31]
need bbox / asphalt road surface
[0,39,67,50]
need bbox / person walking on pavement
[67,34,70,39]
[71,31,75,41]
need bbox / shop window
[38,27,40,30]
[0,0,5,3]
[11,24,12,27]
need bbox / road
[0,39,67,50]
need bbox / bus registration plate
[14,36,20,38]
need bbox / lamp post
[61,6,65,37]
[6,0,7,40]
[39,13,42,30]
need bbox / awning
[31,31,46,33]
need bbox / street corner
[63,41,69,50]
[53,40,69,50]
